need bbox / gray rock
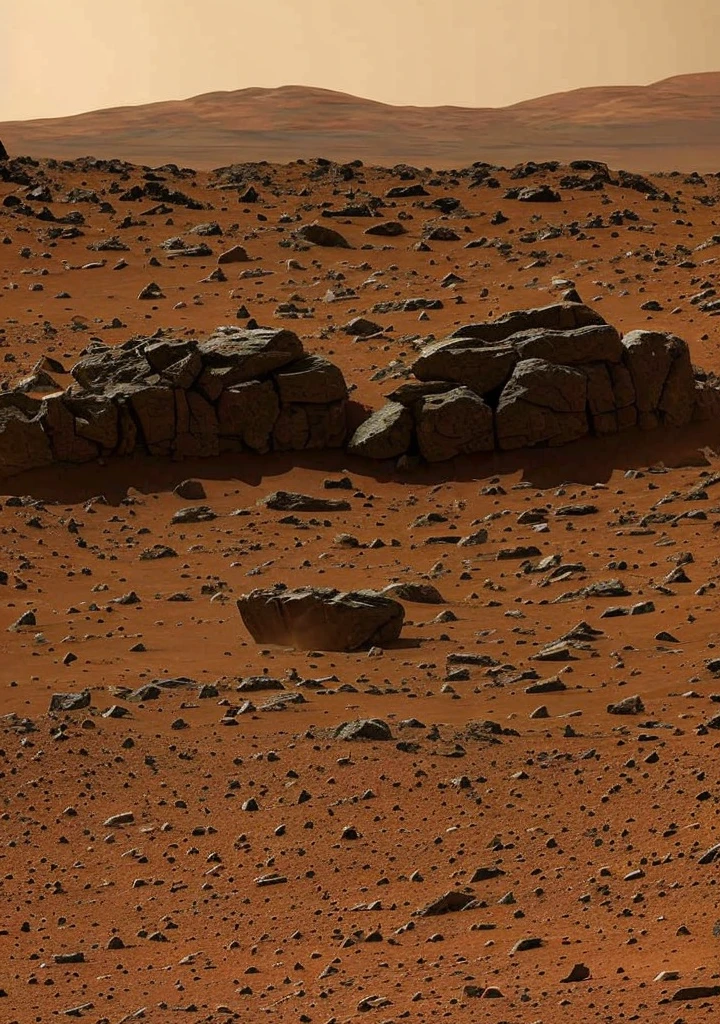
[274,355,347,404]
[334,719,393,741]
[49,691,91,712]
[449,302,606,343]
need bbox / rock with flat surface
[259,490,351,512]
[348,402,414,459]
[450,302,606,342]
[237,585,405,651]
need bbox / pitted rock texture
[0,327,348,477]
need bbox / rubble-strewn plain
[4,149,720,1024]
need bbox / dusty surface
[3,157,720,1023]
[5,73,720,171]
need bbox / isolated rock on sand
[334,719,393,741]
[348,402,414,460]
[217,244,249,264]
[415,386,494,461]
[496,358,589,449]
[237,585,405,651]
[296,222,351,247]
[173,479,206,500]
[259,490,351,512]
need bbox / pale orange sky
[3,0,720,121]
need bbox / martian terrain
[3,142,720,1024]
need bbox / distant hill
[3,74,720,171]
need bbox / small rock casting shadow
[2,419,718,505]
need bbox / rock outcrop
[237,585,405,651]
[0,327,348,478]
[349,301,714,461]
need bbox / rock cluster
[349,301,719,462]
[0,326,348,477]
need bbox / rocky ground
[3,153,720,1023]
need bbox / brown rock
[273,355,347,404]
[217,380,279,453]
[296,222,351,247]
[496,358,589,450]
[237,585,405,651]
[0,402,53,477]
[348,402,414,459]
[415,386,494,462]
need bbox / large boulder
[174,389,219,458]
[71,343,150,391]
[41,396,98,463]
[217,380,279,452]
[272,400,346,450]
[296,222,351,248]
[125,385,177,455]
[513,325,623,365]
[273,355,347,404]
[237,586,405,651]
[0,138,8,161]
[621,330,682,419]
[64,394,119,452]
[197,327,304,399]
[496,358,588,450]
[0,402,53,477]
[348,402,414,459]
[657,337,697,427]
[450,302,606,342]
[413,340,518,396]
[415,387,494,462]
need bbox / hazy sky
[3,0,720,121]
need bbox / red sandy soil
[3,157,720,1023]
[5,73,720,172]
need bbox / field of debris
[3,152,720,1023]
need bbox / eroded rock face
[449,302,606,342]
[361,303,711,461]
[0,399,53,477]
[348,402,414,460]
[237,585,405,651]
[0,327,348,478]
[415,387,494,461]
[496,359,588,450]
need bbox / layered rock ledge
[349,301,720,462]
[2,301,719,478]
[0,326,348,477]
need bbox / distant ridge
[3,74,720,171]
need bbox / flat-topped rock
[237,585,405,651]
